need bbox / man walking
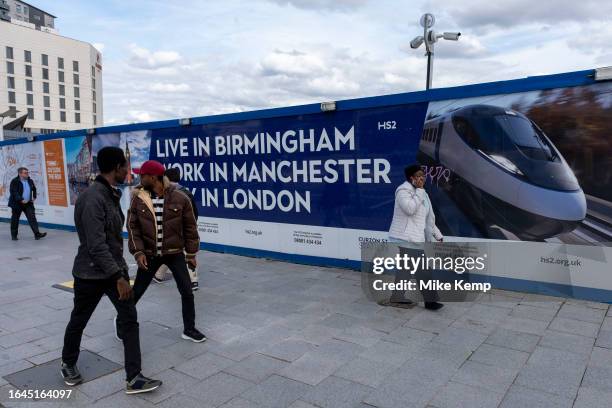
[125,160,206,343]
[152,167,199,291]
[8,167,46,240]
[387,164,444,311]
[61,147,162,394]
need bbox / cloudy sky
[34,0,612,126]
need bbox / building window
[24,50,32,62]
[73,73,79,85]
[91,66,95,77]
[74,87,80,98]
[60,111,66,122]
[42,67,49,80]
[43,82,50,93]
[75,112,81,123]
[7,76,15,89]
[44,110,51,121]
[25,64,32,77]
[42,54,48,66]
[59,98,65,109]
[8,106,16,118]
[15,4,21,12]
[72,61,79,72]
[5,46,13,59]
[58,57,64,69]
[44,95,50,108]
[27,108,34,119]
[8,91,16,104]
[26,79,33,92]
[74,100,80,111]
[23,5,28,14]
[59,84,65,96]
[58,71,64,82]
[93,115,97,125]
[92,102,96,113]
[6,61,14,74]
[26,93,33,105]
[92,90,96,100]
[92,78,96,89]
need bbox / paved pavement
[0,226,611,408]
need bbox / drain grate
[3,350,122,391]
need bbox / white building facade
[0,4,102,135]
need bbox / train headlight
[487,153,524,176]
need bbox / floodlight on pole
[410,13,460,90]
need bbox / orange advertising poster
[43,140,68,207]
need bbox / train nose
[518,183,587,222]
[509,185,586,239]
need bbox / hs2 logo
[378,121,397,130]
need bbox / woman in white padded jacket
[387,164,444,311]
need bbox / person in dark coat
[8,167,46,240]
[60,146,162,394]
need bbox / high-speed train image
[417,104,586,240]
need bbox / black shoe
[11,236,18,241]
[60,361,83,386]
[152,276,164,284]
[125,373,162,395]
[35,232,47,240]
[191,281,199,291]
[182,328,207,343]
[425,302,444,311]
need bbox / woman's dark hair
[97,146,127,173]
[404,164,423,180]
[164,167,181,183]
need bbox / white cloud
[260,50,326,77]
[434,0,612,31]
[127,44,182,69]
[127,110,153,123]
[265,0,368,12]
[148,82,191,92]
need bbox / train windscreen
[495,115,556,161]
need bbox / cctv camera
[442,32,461,41]
[410,36,424,49]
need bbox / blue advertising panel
[148,103,429,232]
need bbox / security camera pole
[410,13,461,90]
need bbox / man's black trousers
[62,276,141,381]
[132,253,196,331]
[10,202,40,238]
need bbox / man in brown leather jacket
[124,160,206,343]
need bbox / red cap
[138,160,165,176]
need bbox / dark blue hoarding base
[2,218,611,304]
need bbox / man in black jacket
[8,167,46,240]
[61,146,161,394]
